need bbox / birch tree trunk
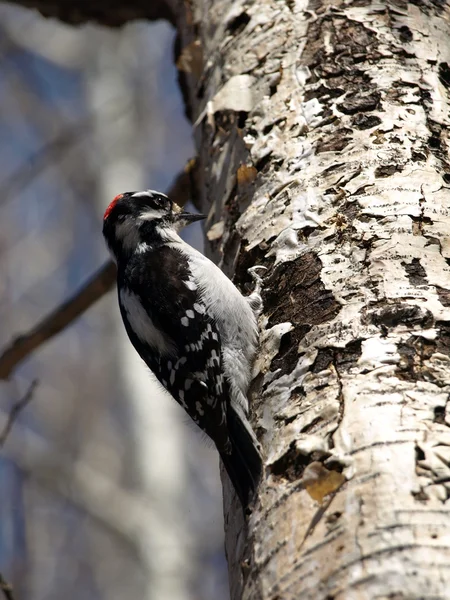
[6,0,450,598]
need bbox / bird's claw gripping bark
[246,265,267,315]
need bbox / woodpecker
[102,189,263,507]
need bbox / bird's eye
[154,195,171,211]
[131,190,172,215]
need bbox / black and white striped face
[102,189,205,259]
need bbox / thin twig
[0,571,16,600]
[0,159,199,380]
[0,380,38,448]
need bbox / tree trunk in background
[175,1,450,599]
[86,28,193,600]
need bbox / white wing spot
[170,370,175,385]
[184,280,197,291]
[186,309,195,319]
[196,402,205,416]
[193,303,205,314]
[181,317,189,326]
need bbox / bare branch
[0,160,199,380]
[0,262,116,380]
[0,380,38,447]
[0,572,16,600]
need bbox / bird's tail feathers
[220,403,262,509]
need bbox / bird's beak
[177,211,206,223]
[171,204,206,229]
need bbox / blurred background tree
[0,5,228,599]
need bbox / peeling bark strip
[175,0,450,598]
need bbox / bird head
[102,189,205,259]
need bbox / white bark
[174,0,450,598]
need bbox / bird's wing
[118,245,230,451]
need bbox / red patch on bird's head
[103,194,123,221]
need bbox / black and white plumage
[102,189,263,507]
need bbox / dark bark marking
[268,443,310,481]
[316,128,353,153]
[438,62,450,89]
[337,200,361,231]
[370,303,434,330]
[300,415,325,434]
[397,336,440,382]
[334,340,363,371]
[435,321,450,356]
[304,17,379,79]
[418,85,450,172]
[312,348,334,373]
[409,0,449,16]
[263,254,341,376]
[352,114,382,130]
[304,85,345,102]
[434,405,446,425]
[402,258,428,286]
[411,150,427,162]
[338,91,381,115]
[412,488,430,502]
[349,440,412,456]
[374,164,404,178]
[415,444,426,461]
[226,12,250,35]
[397,25,413,43]
[436,286,450,307]
[254,153,272,172]
[345,0,372,5]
